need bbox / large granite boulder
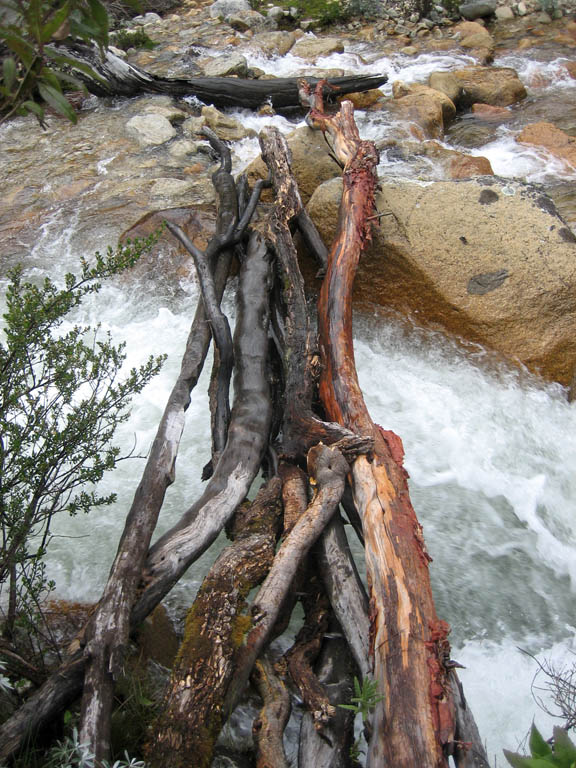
[385,81,456,139]
[305,175,576,384]
[429,66,527,107]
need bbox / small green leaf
[40,1,70,42]
[553,728,576,763]
[2,57,17,91]
[530,725,553,758]
[37,82,77,123]
[503,751,554,768]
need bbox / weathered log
[145,478,282,768]
[133,230,272,624]
[298,626,358,768]
[285,576,335,730]
[449,672,491,767]
[312,95,458,767]
[55,41,387,109]
[318,511,372,680]
[252,657,292,768]
[259,127,355,456]
[224,443,350,715]
[75,127,241,765]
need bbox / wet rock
[339,88,385,108]
[125,114,177,146]
[201,105,256,141]
[150,178,196,198]
[495,4,515,18]
[200,52,249,76]
[251,30,297,56]
[133,12,162,25]
[431,66,527,107]
[244,125,341,203]
[306,175,576,385]
[458,0,497,19]
[290,35,345,59]
[387,81,456,139]
[449,152,494,177]
[471,102,512,120]
[516,122,576,168]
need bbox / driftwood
[311,89,457,767]
[0,88,490,768]
[57,41,387,109]
[252,657,292,768]
[145,479,282,768]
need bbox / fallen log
[311,92,458,767]
[252,657,292,768]
[224,443,350,715]
[145,478,282,768]
[56,41,388,109]
[133,229,273,624]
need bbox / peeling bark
[312,96,457,767]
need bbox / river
[1,16,576,765]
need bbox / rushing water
[2,22,576,765]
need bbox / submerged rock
[516,121,576,169]
[306,176,576,384]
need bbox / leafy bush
[110,27,157,50]
[0,236,164,646]
[504,724,576,767]
[0,0,110,126]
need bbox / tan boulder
[244,125,342,204]
[339,88,384,109]
[290,36,344,60]
[251,30,296,56]
[429,66,527,108]
[201,105,256,141]
[471,102,512,120]
[516,122,576,169]
[386,82,456,139]
[449,153,493,178]
[305,176,576,384]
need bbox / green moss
[111,28,158,50]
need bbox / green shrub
[0,0,111,126]
[110,27,157,50]
[504,724,576,768]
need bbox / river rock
[244,126,342,203]
[209,0,251,18]
[251,30,296,55]
[125,114,177,146]
[516,122,576,168]
[305,176,576,384]
[430,66,527,107]
[387,82,456,139]
[201,105,256,141]
[200,52,249,77]
[495,4,515,18]
[226,9,267,30]
[458,0,497,19]
[290,35,345,60]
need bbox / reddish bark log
[312,97,457,767]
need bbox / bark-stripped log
[311,96,458,767]
[318,511,372,680]
[224,443,350,714]
[56,41,387,109]
[298,628,357,768]
[76,129,240,766]
[133,230,273,624]
[449,673,491,767]
[252,657,292,768]
[259,127,355,456]
[145,479,282,768]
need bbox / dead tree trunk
[54,41,387,109]
[311,95,457,767]
[145,479,282,768]
[252,657,292,768]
